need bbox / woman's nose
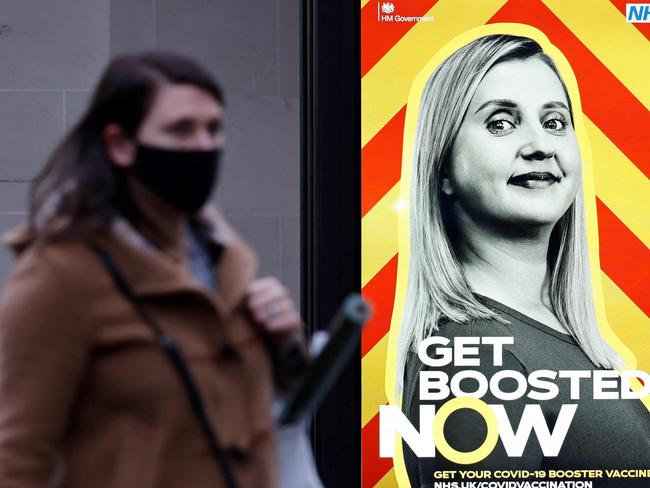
[190,129,218,150]
[520,125,555,161]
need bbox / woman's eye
[168,122,193,135]
[542,111,568,134]
[542,116,567,133]
[207,121,222,136]
[486,118,515,135]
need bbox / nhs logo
[626,3,650,22]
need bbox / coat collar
[4,206,258,317]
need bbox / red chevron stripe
[362,413,393,487]
[488,0,650,179]
[362,107,406,216]
[609,0,650,42]
[362,254,399,356]
[597,198,650,317]
[361,0,439,77]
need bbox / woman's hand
[246,277,303,349]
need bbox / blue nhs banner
[627,3,650,22]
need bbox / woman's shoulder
[403,314,526,396]
[2,223,102,309]
[0,227,99,348]
[434,313,513,340]
[7,232,93,280]
[405,317,519,369]
[4,221,93,260]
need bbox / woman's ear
[440,158,454,197]
[441,177,454,196]
[102,124,136,168]
[440,166,455,197]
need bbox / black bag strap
[89,243,239,488]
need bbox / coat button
[228,443,251,463]
[219,342,240,361]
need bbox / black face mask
[130,143,221,214]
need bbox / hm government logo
[381,2,394,14]
[377,1,434,23]
[626,3,650,22]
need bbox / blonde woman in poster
[395,33,650,486]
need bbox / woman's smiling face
[444,56,581,231]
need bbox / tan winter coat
[0,211,279,487]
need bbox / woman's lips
[508,171,560,189]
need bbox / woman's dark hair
[29,51,224,241]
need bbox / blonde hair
[395,34,619,395]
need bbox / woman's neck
[126,177,188,263]
[455,215,554,309]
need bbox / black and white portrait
[394,33,650,487]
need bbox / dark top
[402,296,650,487]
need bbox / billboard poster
[360,1,650,487]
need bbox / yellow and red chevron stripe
[361,1,650,486]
